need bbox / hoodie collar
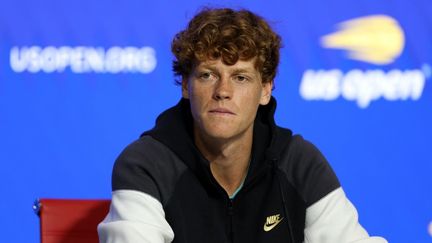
[142,96,290,187]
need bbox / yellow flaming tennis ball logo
[321,15,405,65]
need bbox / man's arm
[304,188,387,243]
[280,135,387,243]
[98,136,185,243]
[98,189,174,243]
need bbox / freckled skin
[182,58,272,143]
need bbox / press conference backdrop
[1,0,431,242]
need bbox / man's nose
[213,77,232,100]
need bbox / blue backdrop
[1,0,431,242]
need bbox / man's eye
[235,75,248,82]
[201,73,210,79]
[199,72,213,80]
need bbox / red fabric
[38,199,110,243]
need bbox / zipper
[227,199,234,243]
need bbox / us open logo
[299,15,430,108]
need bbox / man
[98,8,387,243]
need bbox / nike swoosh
[263,217,283,232]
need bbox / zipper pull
[227,199,234,216]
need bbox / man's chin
[204,130,235,140]
[194,121,251,142]
[200,126,250,142]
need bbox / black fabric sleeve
[111,136,187,204]
[279,135,341,207]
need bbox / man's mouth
[209,108,235,115]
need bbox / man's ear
[259,81,273,105]
[181,78,189,99]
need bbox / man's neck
[194,126,253,196]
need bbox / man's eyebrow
[231,68,256,74]
[195,65,257,76]
[195,65,218,72]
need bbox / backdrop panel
[1,0,431,242]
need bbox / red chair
[34,199,110,243]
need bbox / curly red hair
[171,8,281,85]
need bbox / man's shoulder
[115,135,187,169]
[114,134,188,175]
[119,135,170,157]
[112,135,188,203]
[272,125,322,162]
[117,135,188,161]
[284,134,320,157]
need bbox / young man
[98,8,387,243]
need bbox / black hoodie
[110,97,340,243]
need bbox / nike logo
[263,214,283,232]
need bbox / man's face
[182,58,272,141]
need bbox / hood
[142,96,292,192]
